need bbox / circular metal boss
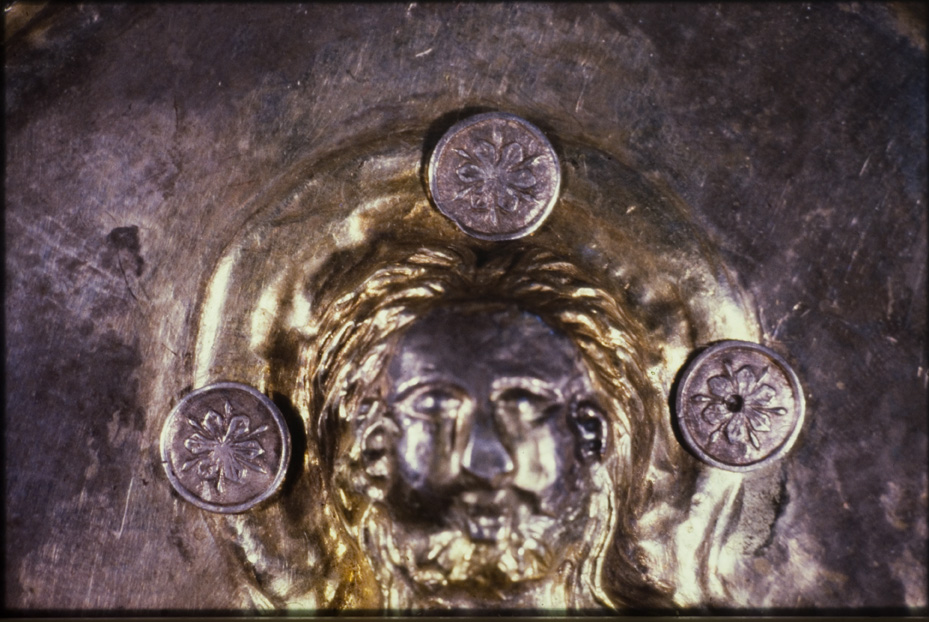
[160,382,290,513]
[427,111,561,241]
[675,341,806,472]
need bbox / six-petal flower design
[691,362,787,451]
[454,130,539,221]
[181,401,269,493]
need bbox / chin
[341,462,618,609]
[363,495,583,593]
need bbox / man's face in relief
[374,306,608,579]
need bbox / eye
[495,388,559,424]
[415,390,460,416]
[395,385,466,421]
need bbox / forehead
[387,306,584,389]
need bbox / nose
[461,412,514,483]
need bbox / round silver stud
[427,112,561,241]
[160,382,290,513]
[675,341,805,472]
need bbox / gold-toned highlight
[298,240,673,610]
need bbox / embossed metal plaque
[5,3,925,615]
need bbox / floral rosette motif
[691,362,787,451]
[453,129,540,221]
[182,401,269,492]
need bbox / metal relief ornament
[181,111,796,611]
[675,341,806,471]
[160,382,290,513]
[302,247,651,609]
[427,112,561,241]
[8,5,921,615]
[356,305,611,590]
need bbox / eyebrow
[391,376,460,403]
[489,377,563,403]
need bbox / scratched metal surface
[4,3,926,613]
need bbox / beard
[352,483,594,608]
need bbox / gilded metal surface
[325,304,618,606]
[5,2,926,615]
[185,124,759,610]
[427,112,560,240]
[675,341,805,472]
[160,382,290,513]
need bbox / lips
[454,489,513,542]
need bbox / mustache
[441,472,550,509]
[447,486,560,546]
[386,473,550,525]
[452,486,547,516]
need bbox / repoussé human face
[380,306,608,545]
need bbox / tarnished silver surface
[675,341,805,472]
[427,112,560,240]
[185,127,760,609]
[352,306,611,603]
[4,2,926,615]
[160,382,290,513]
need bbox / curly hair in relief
[300,240,672,610]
